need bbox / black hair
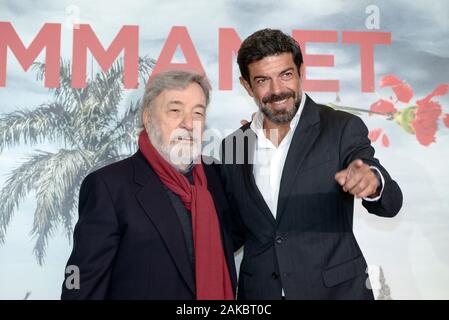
[237,28,303,83]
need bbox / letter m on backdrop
[72,24,138,88]
[0,22,61,88]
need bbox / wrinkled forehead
[156,83,207,109]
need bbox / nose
[180,113,194,131]
[270,78,283,95]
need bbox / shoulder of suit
[201,156,221,178]
[83,153,136,185]
[201,155,219,165]
[313,102,356,120]
[312,102,363,129]
[222,122,254,144]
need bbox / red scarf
[138,130,234,300]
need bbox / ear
[239,76,255,98]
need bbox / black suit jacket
[220,95,403,300]
[61,151,237,300]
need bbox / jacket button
[275,236,283,244]
[272,272,280,279]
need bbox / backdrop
[0,0,448,299]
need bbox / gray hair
[140,70,211,126]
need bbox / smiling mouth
[175,136,193,143]
[268,97,292,109]
[272,98,288,105]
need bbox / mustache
[262,90,296,104]
[170,129,197,143]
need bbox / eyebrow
[252,75,269,82]
[252,67,295,81]
[166,101,206,110]
[167,100,184,107]
[279,67,294,75]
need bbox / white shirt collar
[250,92,307,149]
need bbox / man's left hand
[334,159,379,199]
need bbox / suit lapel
[276,95,321,224]
[240,126,276,225]
[132,151,196,295]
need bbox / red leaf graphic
[370,99,397,114]
[381,134,390,147]
[424,83,449,101]
[369,128,383,142]
[380,75,402,87]
[380,75,414,103]
[443,114,449,128]
[392,83,413,103]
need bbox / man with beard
[220,29,403,299]
[62,70,236,300]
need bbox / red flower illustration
[411,97,442,146]
[334,76,448,147]
[409,84,448,146]
[375,76,448,146]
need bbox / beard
[147,118,202,172]
[258,89,301,124]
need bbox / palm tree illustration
[377,266,393,300]
[0,57,155,265]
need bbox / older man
[62,70,236,300]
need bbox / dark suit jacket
[220,95,403,300]
[61,150,237,300]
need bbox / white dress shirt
[250,92,306,219]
